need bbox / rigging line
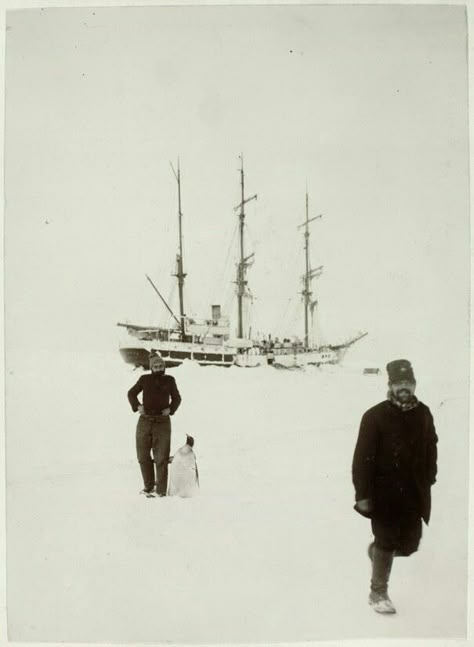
[278,298,294,329]
[243,220,259,252]
[223,289,236,317]
[284,313,301,340]
[224,220,239,267]
[159,199,176,247]
[281,238,303,278]
[223,278,234,305]
[211,220,239,304]
[279,311,297,340]
[151,279,177,328]
[152,237,175,288]
[281,295,300,327]
[146,282,170,328]
[217,227,237,285]
[169,160,179,182]
[166,283,177,318]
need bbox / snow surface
[5,349,469,643]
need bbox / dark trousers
[136,415,171,495]
[371,509,422,556]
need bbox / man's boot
[139,460,156,493]
[369,546,396,614]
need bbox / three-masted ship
[117,161,366,370]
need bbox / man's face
[150,357,165,373]
[390,379,416,402]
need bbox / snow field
[5,351,468,642]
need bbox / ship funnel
[211,305,221,323]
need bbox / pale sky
[5,4,470,377]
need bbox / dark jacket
[128,372,182,416]
[352,400,438,524]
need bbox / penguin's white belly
[168,450,199,497]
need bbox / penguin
[167,435,199,497]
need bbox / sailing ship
[117,159,257,369]
[117,161,366,370]
[264,192,367,368]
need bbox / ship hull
[119,341,235,369]
[271,347,342,368]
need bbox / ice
[5,348,469,642]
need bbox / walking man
[128,352,182,497]
[352,359,438,614]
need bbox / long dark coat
[352,400,438,524]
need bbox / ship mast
[233,155,257,339]
[171,159,187,341]
[298,192,322,350]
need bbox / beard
[395,391,411,402]
[396,388,411,397]
[387,383,418,411]
[390,384,415,403]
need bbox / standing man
[352,359,438,614]
[128,352,182,498]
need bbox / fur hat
[386,359,415,383]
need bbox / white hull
[233,349,264,368]
[119,335,267,368]
[271,347,341,368]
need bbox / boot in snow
[369,546,396,614]
[140,488,157,498]
[369,591,396,614]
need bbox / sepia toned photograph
[4,3,470,643]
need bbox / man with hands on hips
[128,352,182,498]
